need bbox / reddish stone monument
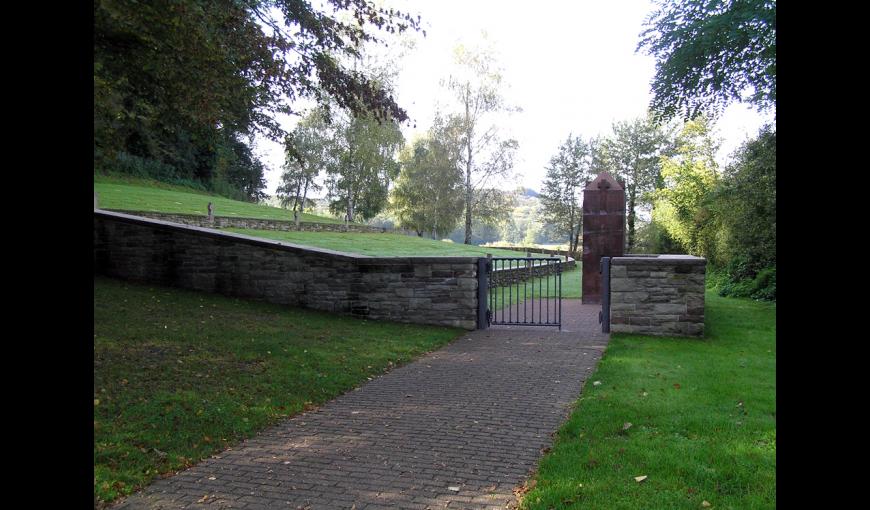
[582,173,625,304]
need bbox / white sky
[255,0,775,196]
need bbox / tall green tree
[325,110,404,223]
[713,124,776,277]
[638,0,776,119]
[276,110,329,221]
[602,115,672,252]
[652,118,722,261]
[441,43,520,244]
[539,135,594,256]
[391,124,464,238]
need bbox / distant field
[93,176,345,224]
[225,229,555,258]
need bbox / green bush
[712,264,776,301]
[114,152,180,182]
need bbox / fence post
[477,257,489,329]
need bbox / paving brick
[112,301,608,509]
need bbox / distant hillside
[520,187,540,198]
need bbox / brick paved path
[115,300,608,510]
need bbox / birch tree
[441,43,519,244]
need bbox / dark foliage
[94,0,420,200]
[639,0,776,120]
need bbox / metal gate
[482,257,563,330]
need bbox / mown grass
[519,293,776,510]
[93,175,345,224]
[224,228,552,258]
[93,276,464,506]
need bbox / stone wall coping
[95,210,479,264]
[612,254,706,266]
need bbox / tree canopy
[539,135,594,256]
[94,0,420,199]
[638,0,776,119]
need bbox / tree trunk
[463,90,474,245]
[292,176,302,214]
[298,178,309,227]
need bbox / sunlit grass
[519,293,775,509]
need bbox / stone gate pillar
[582,173,625,304]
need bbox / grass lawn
[224,228,555,258]
[519,293,776,509]
[93,276,464,506]
[94,175,344,224]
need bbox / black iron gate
[481,257,563,330]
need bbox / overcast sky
[255,0,775,196]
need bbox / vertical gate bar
[527,259,530,323]
[477,257,488,329]
[530,258,534,323]
[601,256,611,333]
[558,260,562,331]
[546,263,550,324]
[507,260,511,323]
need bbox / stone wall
[94,210,479,329]
[609,255,706,337]
[103,209,390,234]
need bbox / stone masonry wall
[94,210,478,329]
[104,209,390,234]
[610,255,706,337]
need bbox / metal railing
[484,257,563,330]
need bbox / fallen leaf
[673,383,681,390]
[208,476,216,481]
[701,501,711,508]
[634,475,647,483]
[94,399,100,406]
[448,486,460,492]
[622,422,633,431]
[593,381,602,386]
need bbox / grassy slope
[225,228,559,258]
[520,293,776,510]
[94,176,344,224]
[93,277,463,505]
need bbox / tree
[325,109,404,223]
[441,43,519,244]
[391,125,464,238]
[713,124,776,277]
[276,110,329,222]
[602,115,672,252]
[539,135,594,256]
[652,118,722,261]
[638,0,776,120]
[94,0,421,197]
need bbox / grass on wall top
[94,175,345,224]
[224,228,569,258]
